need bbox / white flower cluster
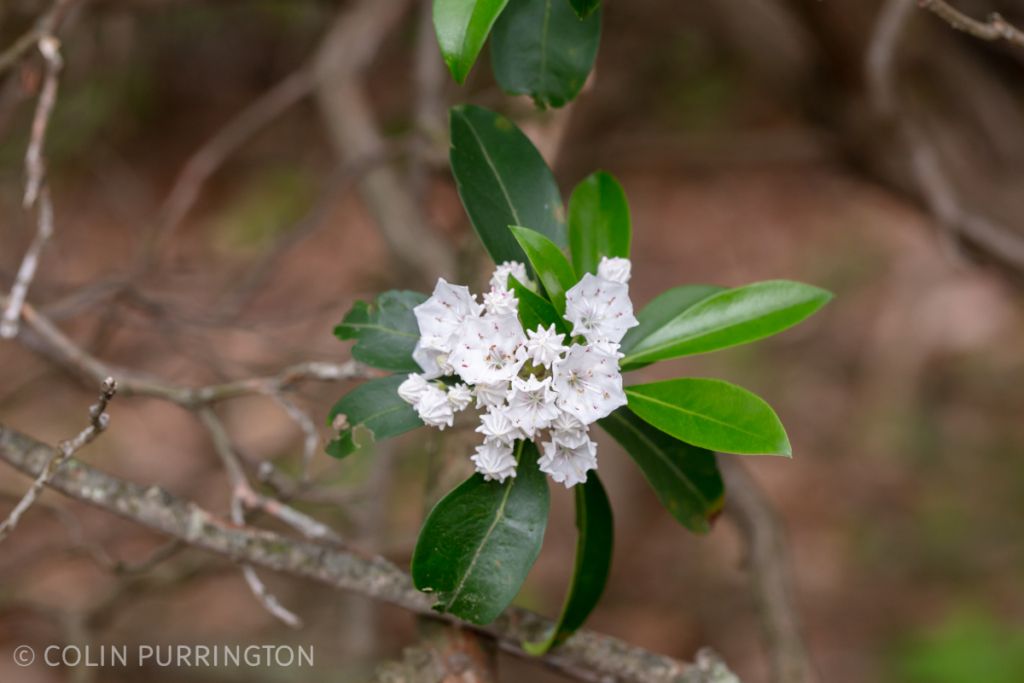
[398,257,638,488]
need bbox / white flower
[521,324,567,367]
[447,383,473,411]
[551,344,627,424]
[398,373,430,404]
[564,273,639,344]
[506,375,561,437]
[471,439,518,482]
[448,314,526,385]
[474,381,509,409]
[549,412,590,448]
[413,278,481,352]
[490,261,529,292]
[415,385,454,429]
[539,436,598,488]
[476,409,524,444]
[483,287,518,317]
[597,256,632,284]
[412,341,450,379]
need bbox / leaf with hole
[326,375,422,459]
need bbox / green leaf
[491,0,601,109]
[326,376,422,459]
[567,171,630,276]
[412,441,550,624]
[508,275,568,335]
[524,473,612,654]
[449,105,566,266]
[619,285,723,367]
[568,0,600,19]
[433,0,510,84]
[599,408,723,533]
[333,290,427,372]
[510,226,576,314]
[621,280,832,368]
[626,379,792,456]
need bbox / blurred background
[2,0,1024,681]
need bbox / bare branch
[0,378,117,544]
[0,424,739,683]
[918,0,1024,46]
[1,188,54,339]
[720,458,817,683]
[1,27,65,339]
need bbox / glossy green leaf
[599,408,723,532]
[412,441,549,624]
[433,0,510,84]
[508,275,568,335]
[525,473,612,654]
[621,280,832,368]
[567,171,631,276]
[326,376,422,458]
[619,285,723,368]
[510,226,576,314]
[450,105,566,266]
[333,290,426,372]
[626,379,792,456]
[490,0,602,108]
[568,0,600,19]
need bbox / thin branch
[918,0,1024,46]
[719,458,817,683]
[1,188,54,339]
[0,28,64,339]
[0,424,739,683]
[868,0,1024,272]
[0,378,116,544]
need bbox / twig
[0,28,64,339]
[0,378,116,544]
[719,458,816,683]
[0,423,739,683]
[918,0,1024,46]
[1,188,54,338]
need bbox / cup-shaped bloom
[448,314,526,385]
[551,344,627,424]
[564,273,639,345]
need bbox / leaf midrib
[623,299,814,365]
[460,112,523,227]
[446,441,525,610]
[626,388,769,441]
[340,321,418,338]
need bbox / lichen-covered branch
[0,424,738,683]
